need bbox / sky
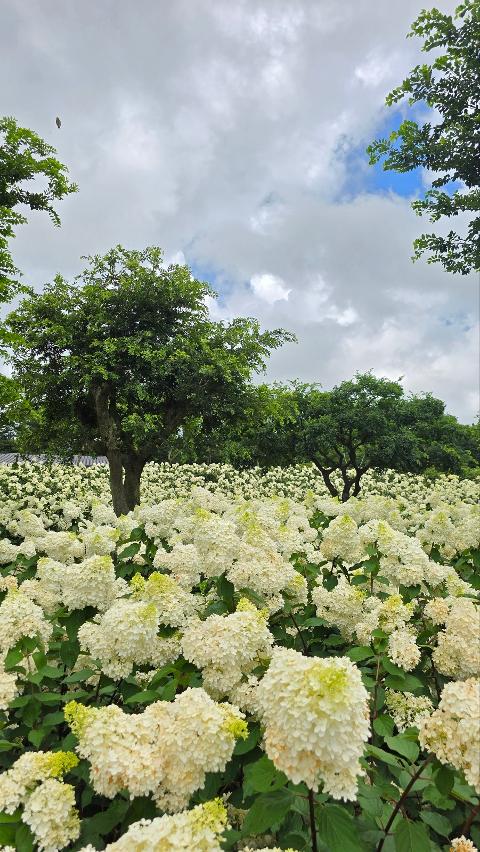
[1,0,478,422]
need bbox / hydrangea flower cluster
[78,799,228,851]
[0,751,79,851]
[419,678,480,792]
[66,688,247,811]
[256,648,370,799]
[181,599,274,699]
[385,690,434,731]
[77,598,181,679]
[431,598,480,679]
[0,586,53,653]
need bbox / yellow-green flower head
[191,797,228,832]
[144,572,177,595]
[220,708,248,740]
[303,661,349,701]
[64,701,92,738]
[129,573,146,597]
[40,750,79,778]
[236,597,268,620]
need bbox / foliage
[0,115,77,310]
[218,374,479,500]
[0,463,477,850]
[6,246,292,514]
[367,1,480,275]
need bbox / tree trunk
[312,459,339,499]
[341,479,353,502]
[107,450,129,516]
[123,455,146,512]
[107,451,146,516]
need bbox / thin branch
[375,756,433,852]
[290,613,309,655]
[308,788,318,852]
[460,801,480,838]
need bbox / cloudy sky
[2,0,478,421]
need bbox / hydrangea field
[0,461,478,852]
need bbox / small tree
[0,116,77,307]
[367,1,480,275]
[7,246,292,514]
[237,374,475,500]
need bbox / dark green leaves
[242,789,294,835]
[394,818,431,852]
[243,756,288,795]
[317,805,364,852]
[384,736,420,763]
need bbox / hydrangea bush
[0,461,478,851]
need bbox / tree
[6,246,292,514]
[235,374,478,500]
[0,116,77,306]
[367,1,480,275]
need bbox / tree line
[1,1,479,512]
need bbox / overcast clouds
[1,0,478,421]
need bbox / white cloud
[251,273,291,304]
[1,0,475,421]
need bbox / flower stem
[375,755,432,852]
[308,788,318,852]
[290,612,309,655]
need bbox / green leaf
[0,823,17,845]
[82,799,129,836]
[366,745,403,768]
[233,724,260,755]
[318,804,364,852]
[422,785,456,811]
[420,811,451,838]
[63,668,96,683]
[347,646,375,662]
[15,822,35,852]
[434,765,454,795]
[36,692,62,704]
[373,715,395,737]
[0,740,21,751]
[28,729,46,748]
[243,756,288,795]
[117,542,141,560]
[42,711,65,726]
[0,811,21,824]
[394,818,430,852]
[302,617,327,628]
[242,789,294,835]
[124,689,160,705]
[385,736,419,762]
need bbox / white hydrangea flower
[35,530,85,563]
[433,598,480,680]
[0,588,52,654]
[80,523,120,557]
[385,690,434,732]
[449,837,478,852]
[320,514,365,564]
[78,598,180,679]
[78,799,228,851]
[153,542,201,588]
[181,599,273,698]
[22,778,80,852]
[28,554,128,613]
[0,654,19,710]
[256,648,370,800]
[66,689,247,811]
[387,627,420,671]
[0,751,79,851]
[130,571,201,627]
[419,678,480,793]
